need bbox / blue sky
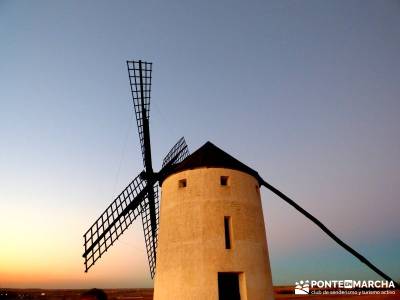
[0,0,399,288]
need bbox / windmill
[82,60,190,278]
[83,60,398,298]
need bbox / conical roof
[159,141,262,185]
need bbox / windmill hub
[139,170,158,181]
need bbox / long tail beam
[260,178,399,288]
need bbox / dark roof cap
[159,141,262,185]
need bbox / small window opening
[178,179,187,188]
[224,216,232,249]
[220,176,229,186]
[218,273,241,300]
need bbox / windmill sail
[127,60,159,280]
[82,173,147,272]
[139,138,190,278]
[162,137,190,168]
[140,184,159,278]
[127,60,153,167]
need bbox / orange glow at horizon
[0,200,152,289]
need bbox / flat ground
[0,287,398,300]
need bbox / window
[220,176,229,186]
[224,216,232,249]
[178,179,187,188]
[218,273,241,300]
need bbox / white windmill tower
[154,142,274,300]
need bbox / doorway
[218,272,240,300]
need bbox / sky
[0,0,399,289]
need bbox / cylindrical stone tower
[154,142,274,300]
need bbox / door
[218,273,240,300]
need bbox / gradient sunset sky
[1,0,399,289]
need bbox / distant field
[0,287,398,300]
